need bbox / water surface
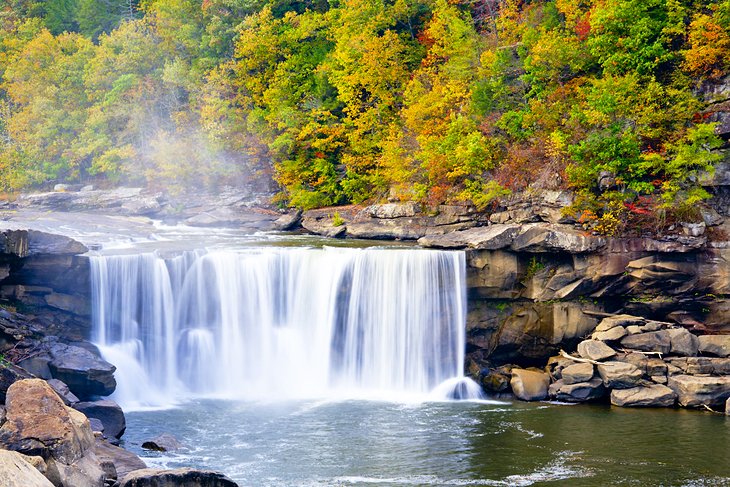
[123,399,730,486]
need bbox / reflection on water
[123,399,730,487]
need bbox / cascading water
[90,247,481,409]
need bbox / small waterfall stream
[90,247,479,408]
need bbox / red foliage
[575,11,591,41]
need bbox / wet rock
[119,468,238,487]
[0,450,54,487]
[47,343,116,400]
[0,230,29,257]
[667,328,699,357]
[561,363,594,385]
[597,362,643,389]
[610,385,677,407]
[73,400,126,439]
[27,231,88,256]
[549,377,606,402]
[577,340,616,361]
[620,331,671,354]
[272,210,302,231]
[698,335,730,357]
[509,368,549,401]
[95,438,146,480]
[47,379,80,406]
[142,433,183,452]
[668,375,730,408]
[0,379,104,486]
[0,361,34,403]
[479,367,512,392]
[44,292,89,316]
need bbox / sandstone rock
[666,357,730,375]
[510,224,606,253]
[595,315,645,332]
[44,292,89,316]
[549,377,606,402]
[363,202,419,219]
[597,361,643,389]
[27,231,88,256]
[509,369,549,401]
[419,224,521,250]
[47,343,116,399]
[119,468,238,487]
[0,230,29,257]
[300,216,346,238]
[0,450,54,487]
[626,325,643,335]
[652,375,668,384]
[615,352,648,374]
[698,335,730,357]
[95,438,146,480]
[667,328,699,357]
[479,367,512,392]
[73,400,126,439]
[641,321,666,332]
[0,361,34,403]
[120,197,161,216]
[592,326,628,342]
[47,379,80,406]
[645,358,668,377]
[545,356,575,381]
[726,397,730,416]
[0,379,105,487]
[142,433,183,452]
[577,340,616,361]
[620,330,671,354]
[668,375,730,408]
[561,363,594,385]
[272,210,301,231]
[610,385,677,407]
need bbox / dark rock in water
[46,379,79,406]
[142,433,183,452]
[119,468,239,487]
[27,230,88,256]
[510,368,549,401]
[47,342,116,399]
[95,437,146,480]
[74,400,126,439]
[0,361,33,403]
[549,377,606,402]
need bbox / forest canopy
[0,0,728,228]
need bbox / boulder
[88,418,105,433]
[0,361,34,403]
[418,224,521,250]
[561,363,594,385]
[594,315,645,332]
[509,369,549,401]
[0,450,54,487]
[666,357,730,375]
[668,375,730,408]
[0,379,105,486]
[620,331,671,354]
[698,335,730,357]
[597,362,643,389]
[510,224,606,253]
[73,400,126,439]
[120,197,161,216]
[363,202,419,219]
[119,468,238,487]
[667,328,699,356]
[142,433,183,452]
[95,438,146,480]
[615,352,648,374]
[47,343,116,399]
[548,377,606,402]
[577,340,616,361]
[645,358,668,377]
[592,326,627,342]
[47,379,80,406]
[272,210,302,231]
[610,385,677,407]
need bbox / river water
[122,398,729,486]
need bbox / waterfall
[90,247,480,408]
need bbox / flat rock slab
[592,326,628,342]
[666,357,730,375]
[611,385,677,407]
[561,363,594,385]
[668,375,730,408]
[698,335,730,357]
[594,315,645,332]
[667,328,699,357]
[549,377,606,402]
[620,330,671,354]
[597,361,643,389]
[577,340,616,361]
